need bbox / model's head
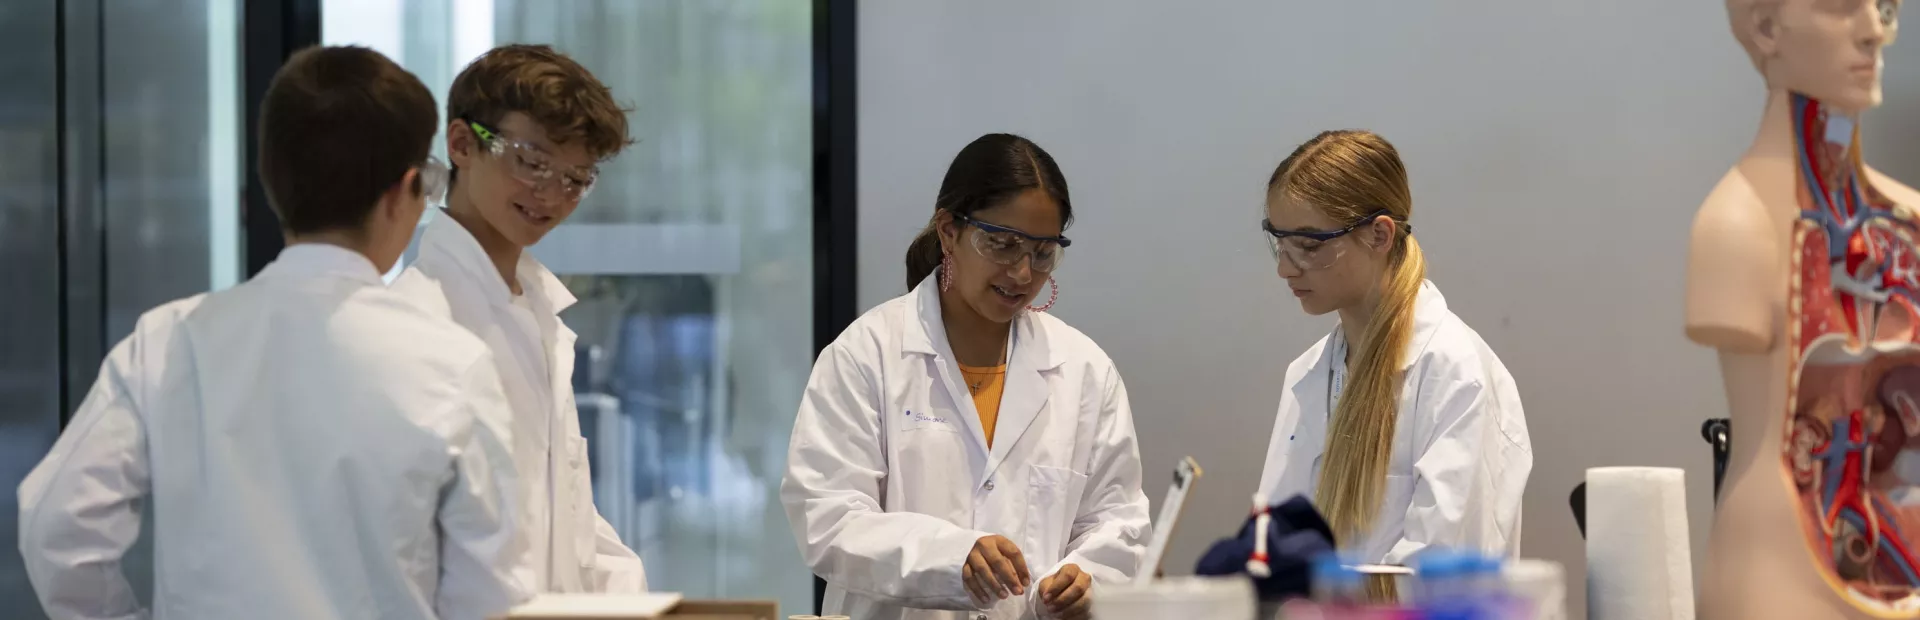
[445,44,632,248]
[1264,129,1427,550]
[1728,0,1900,113]
[905,133,1072,325]
[1264,130,1414,317]
[259,45,441,272]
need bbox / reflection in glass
[0,2,65,617]
[325,1,815,613]
[0,0,240,616]
[103,0,232,335]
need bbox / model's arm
[1685,175,1779,354]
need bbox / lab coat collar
[1284,333,1333,494]
[1323,279,1447,374]
[900,277,944,357]
[903,274,1065,371]
[1403,280,1447,370]
[905,275,1061,478]
[260,243,384,285]
[1289,280,1447,449]
[420,210,577,312]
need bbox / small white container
[1504,559,1568,620]
[1092,575,1257,620]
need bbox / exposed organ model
[1786,93,1920,609]
[1689,2,1917,617]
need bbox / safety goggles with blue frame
[953,211,1072,273]
[1261,209,1392,270]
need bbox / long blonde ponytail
[1268,130,1426,552]
[1319,236,1423,540]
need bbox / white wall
[858,2,1920,617]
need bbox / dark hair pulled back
[905,133,1072,290]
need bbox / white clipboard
[1135,457,1203,584]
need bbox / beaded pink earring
[939,250,955,293]
[1029,279,1059,312]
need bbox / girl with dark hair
[783,134,1151,620]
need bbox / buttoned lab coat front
[392,213,646,593]
[17,245,529,620]
[1257,281,1532,565]
[782,277,1153,620]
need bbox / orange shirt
[959,363,1007,448]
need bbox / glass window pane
[0,1,65,616]
[325,1,816,613]
[1,0,241,616]
[103,0,241,336]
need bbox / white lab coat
[16,244,530,620]
[1257,281,1531,565]
[392,212,647,593]
[782,276,1153,620]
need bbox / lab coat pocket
[566,435,598,567]
[1025,464,1089,570]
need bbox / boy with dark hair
[392,43,646,593]
[18,46,531,620]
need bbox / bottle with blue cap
[1411,548,1513,619]
[1466,554,1508,607]
[1311,552,1366,609]
[1412,550,1465,606]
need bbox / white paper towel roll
[1586,467,1694,620]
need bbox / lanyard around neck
[1327,330,1347,412]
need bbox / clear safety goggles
[419,155,450,205]
[955,212,1071,273]
[466,119,600,204]
[1261,209,1389,270]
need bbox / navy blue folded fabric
[1193,495,1336,601]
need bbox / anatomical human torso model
[1688,1,1920,617]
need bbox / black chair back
[1570,418,1731,540]
[1569,483,1586,538]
